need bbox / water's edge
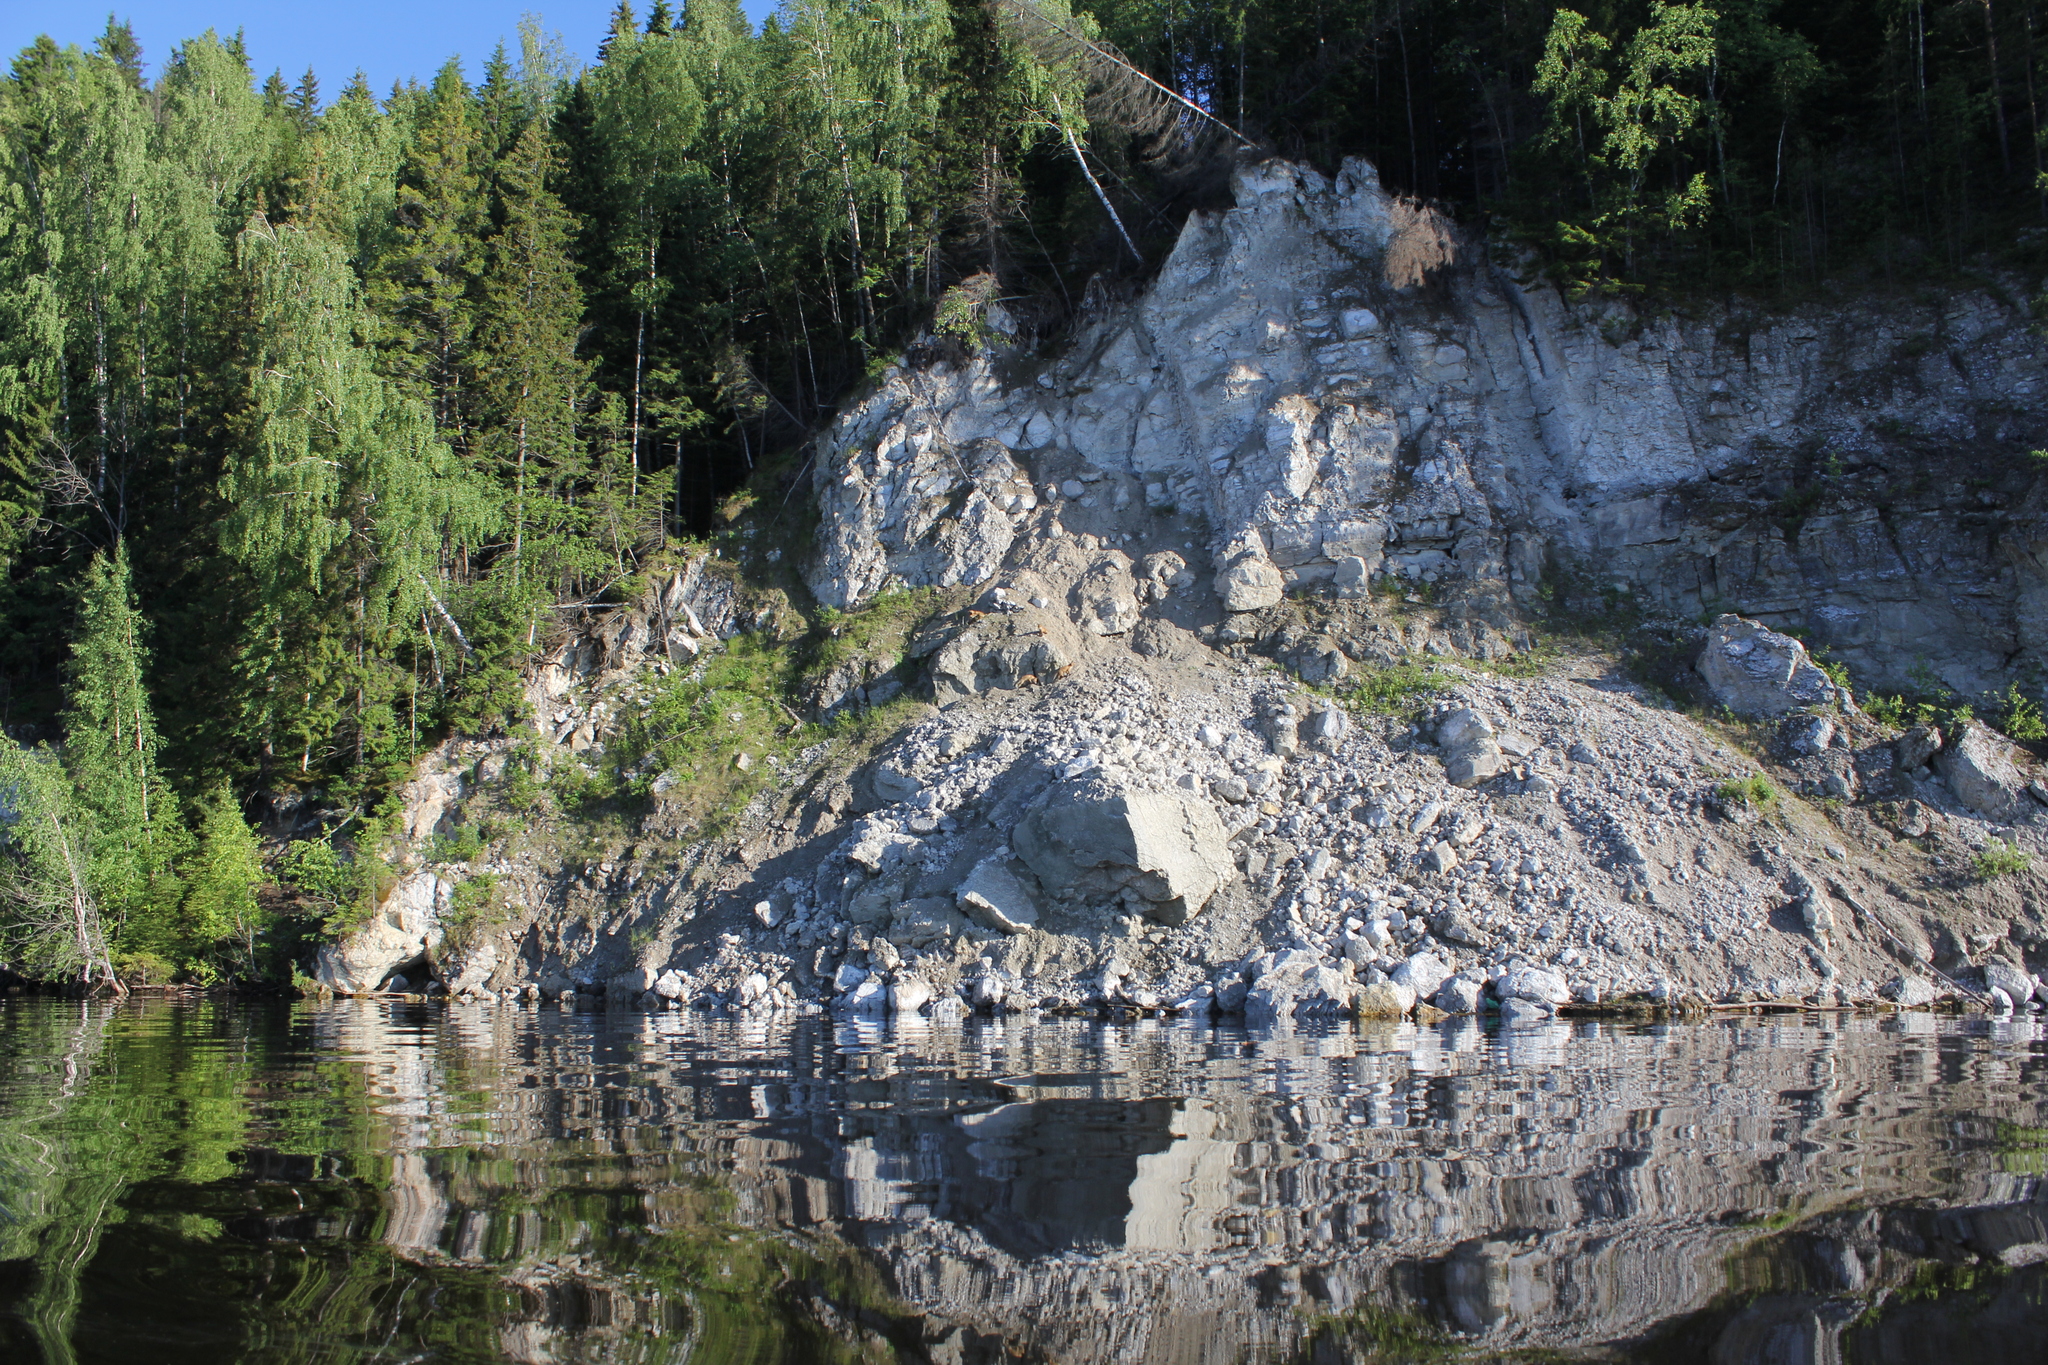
[1,999,2043,1363]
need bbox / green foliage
[606,630,808,832]
[428,823,484,866]
[442,872,507,951]
[1714,773,1778,808]
[933,271,1001,351]
[178,787,266,981]
[1973,838,2033,880]
[1333,660,1453,716]
[0,736,113,985]
[278,839,352,908]
[1996,683,2047,743]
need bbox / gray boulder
[1880,975,1938,1007]
[838,978,888,1014]
[871,761,923,803]
[888,976,934,1014]
[1895,724,1942,771]
[1218,548,1285,613]
[1696,614,1846,718]
[1390,950,1451,999]
[1435,707,1506,788]
[1498,996,1553,1024]
[444,941,498,997]
[1012,775,1234,925]
[1356,981,1415,1018]
[955,855,1042,933]
[1497,965,1571,1005]
[1936,722,2032,822]
[313,872,446,995]
[1244,949,1355,1023]
[1984,960,2039,1005]
[1781,714,1835,756]
[1435,975,1484,1014]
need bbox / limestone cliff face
[808,156,2048,698]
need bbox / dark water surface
[1,1000,2045,1364]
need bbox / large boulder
[1695,614,1847,718]
[1244,949,1355,1023]
[927,608,1082,698]
[955,854,1042,933]
[1984,960,2040,1005]
[1435,707,1505,788]
[313,872,447,995]
[1390,951,1452,999]
[1936,721,2033,822]
[1012,775,1234,925]
[1497,965,1571,1006]
[1217,548,1284,613]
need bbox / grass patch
[1333,660,1454,715]
[803,586,942,682]
[1470,642,1561,679]
[1973,838,2033,880]
[1714,773,1779,808]
[441,873,508,954]
[592,630,812,835]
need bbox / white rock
[1499,966,1571,1005]
[1435,976,1483,1014]
[889,976,934,1014]
[1391,951,1451,999]
[839,978,888,1014]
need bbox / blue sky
[3,3,778,100]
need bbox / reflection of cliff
[276,1002,2048,1362]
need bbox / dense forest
[0,0,2040,988]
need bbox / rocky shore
[311,154,2048,1026]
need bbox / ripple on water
[0,998,2043,1362]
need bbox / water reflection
[0,999,2043,1362]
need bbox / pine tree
[288,67,320,134]
[180,784,265,979]
[476,122,592,590]
[371,59,486,440]
[61,547,179,947]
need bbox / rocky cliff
[314,156,2048,1030]
[809,156,2048,700]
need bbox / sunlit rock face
[809,156,2048,700]
[313,871,446,994]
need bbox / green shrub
[428,823,484,865]
[1996,683,2047,742]
[1338,661,1452,715]
[1974,839,2033,880]
[1811,649,1852,695]
[442,874,507,952]
[1714,774,1778,807]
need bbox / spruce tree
[180,784,265,979]
[476,122,592,590]
[61,547,175,915]
[371,60,485,441]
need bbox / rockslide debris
[316,154,2048,1027]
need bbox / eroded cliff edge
[313,155,2048,1024]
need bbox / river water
[0,998,2043,1363]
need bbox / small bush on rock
[1974,839,2033,880]
[1714,774,1778,807]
